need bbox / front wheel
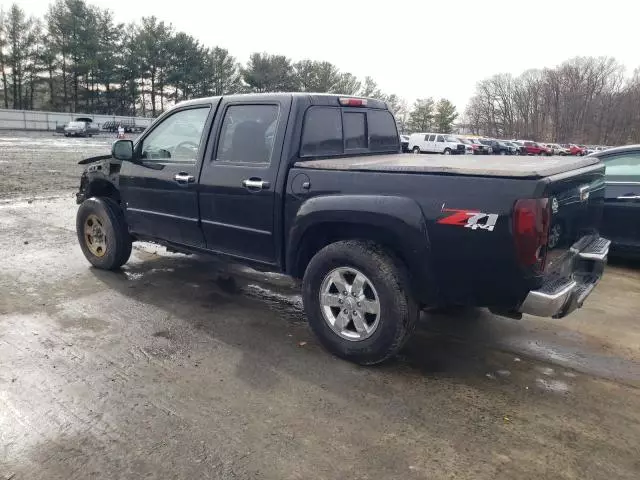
[302,240,419,365]
[76,197,132,270]
[412,146,421,154]
[443,148,451,155]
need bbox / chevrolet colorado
[75,93,610,364]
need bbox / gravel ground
[0,130,126,198]
[1,130,639,479]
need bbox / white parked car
[408,133,466,155]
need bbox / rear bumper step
[578,237,610,261]
[519,237,610,318]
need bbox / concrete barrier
[0,108,153,132]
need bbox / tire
[76,197,132,270]
[412,146,421,154]
[302,240,419,365]
[443,148,451,155]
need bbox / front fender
[287,195,438,304]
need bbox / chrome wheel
[319,267,380,341]
[84,214,107,257]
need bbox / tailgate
[544,162,606,274]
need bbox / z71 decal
[437,208,499,232]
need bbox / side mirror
[112,139,134,161]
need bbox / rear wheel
[302,240,419,365]
[76,197,132,270]
[412,146,421,154]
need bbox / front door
[601,151,640,249]
[119,103,217,248]
[198,98,290,265]
[434,134,445,153]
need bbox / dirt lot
[1,130,639,479]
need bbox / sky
[19,0,639,111]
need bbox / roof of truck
[295,154,602,179]
[176,92,389,110]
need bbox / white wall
[0,108,153,131]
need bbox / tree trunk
[62,54,68,111]
[0,56,8,108]
[48,66,55,110]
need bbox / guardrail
[0,108,153,132]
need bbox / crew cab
[75,93,610,365]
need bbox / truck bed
[295,154,600,179]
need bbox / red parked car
[521,141,551,156]
[564,144,586,156]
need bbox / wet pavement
[1,132,640,479]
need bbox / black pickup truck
[75,93,610,364]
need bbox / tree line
[464,56,640,145]
[0,0,459,134]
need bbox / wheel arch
[287,195,439,305]
[84,178,121,204]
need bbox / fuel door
[290,173,311,198]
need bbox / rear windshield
[300,106,399,157]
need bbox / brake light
[513,198,550,271]
[339,98,367,107]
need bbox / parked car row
[400,132,619,158]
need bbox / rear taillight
[339,97,367,107]
[513,198,551,271]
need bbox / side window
[436,135,444,142]
[424,134,429,141]
[140,107,210,164]
[300,107,343,156]
[368,110,399,151]
[216,104,280,164]
[344,112,367,150]
[603,153,640,181]
[428,134,436,141]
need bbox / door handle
[616,195,640,200]
[174,173,195,184]
[242,178,270,190]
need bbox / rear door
[119,103,217,247]
[198,97,290,265]
[600,151,640,249]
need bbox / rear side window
[428,134,436,141]
[300,107,343,156]
[344,112,367,150]
[300,106,399,157]
[603,153,640,181]
[216,104,279,164]
[368,110,399,150]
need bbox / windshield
[445,135,458,143]
[67,122,85,128]
[479,139,491,145]
[457,137,470,144]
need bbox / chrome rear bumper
[519,237,610,318]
